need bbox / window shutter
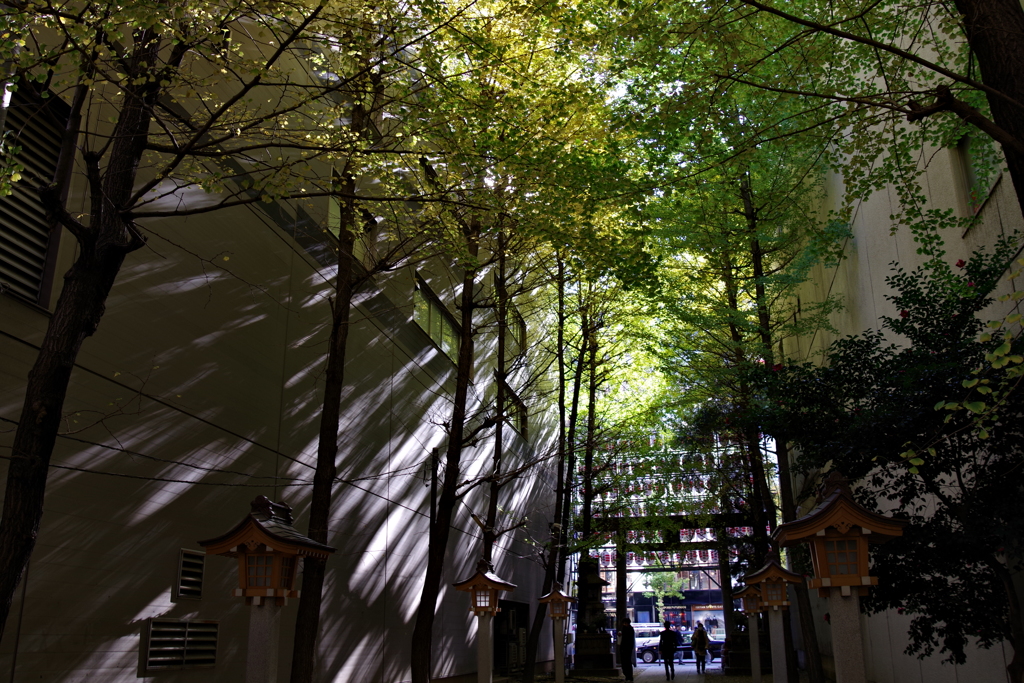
[174,549,205,600]
[0,91,64,302]
[145,619,218,671]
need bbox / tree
[763,241,1024,682]
[644,569,685,619]
[615,104,845,680]
[722,0,1024,220]
[596,0,1021,267]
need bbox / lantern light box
[199,496,335,606]
[774,473,906,597]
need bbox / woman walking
[691,622,710,675]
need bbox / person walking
[691,621,710,675]
[658,621,678,680]
[619,618,636,682]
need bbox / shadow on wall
[0,207,522,683]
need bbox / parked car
[637,632,723,664]
[632,626,665,655]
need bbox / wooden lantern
[774,473,906,597]
[744,553,804,611]
[199,496,335,605]
[538,582,576,619]
[734,584,763,615]
[453,558,516,615]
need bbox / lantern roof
[578,560,610,588]
[770,471,909,548]
[199,496,336,559]
[538,582,576,605]
[744,552,804,586]
[453,558,517,593]
[734,584,761,601]
[773,472,906,547]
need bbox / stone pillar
[247,601,281,683]
[747,613,762,683]
[767,609,788,683]
[477,613,493,683]
[553,617,566,683]
[829,588,866,683]
[574,560,614,673]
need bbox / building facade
[0,88,559,682]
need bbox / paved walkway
[633,663,785,682]
[513,662,807,682]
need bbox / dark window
[413,275,460,361]
[505,304,526,363]
[503,386,528,438]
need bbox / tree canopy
[1,0,1022,679]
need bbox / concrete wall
[0,186,558,681]
[791,150,1022,362]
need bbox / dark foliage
[759,240,1024,665]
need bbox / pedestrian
[619,618,636,682]
[691,621,710,675]
[658,621,678,680]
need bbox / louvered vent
[145,619,218,670]
[0,91,64,302]
[175,549,204,600]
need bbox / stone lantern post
[774,473,906,683]
[538,582,576,683]
[199,496,335,683]
[453,558,516,683]
[573,559,614,674]
[734,584,763,683]
[744,552,803,683]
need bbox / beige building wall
[792,150,1022,363]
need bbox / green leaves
[770,254,1024,665]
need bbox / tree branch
[735,0,1024,113]
[907,85,1024,156]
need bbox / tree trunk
[0,240,131,637]
[522,257,570,683]
[580,327,599,544]
[0,32,159,638]
[409,223,480,683]
[556,296,589,584]
[576,321,601,628]
[987,556,1024,683]
[482,232,507,564]
[289,176,357,683]
[955,0,1024,220]
[720,247,773,565]
[743,177,826,683]
[716,525,736,635]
